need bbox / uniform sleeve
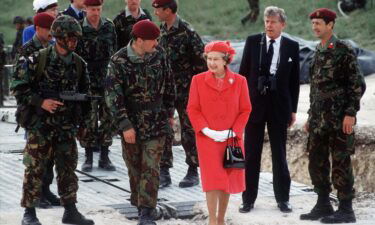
[189,31,207,74]
[77,61,93,128]
[105,59,134,132]
[162,53,175,118]
[342,48,363,117]
[186,76,209,132]
[232,77,252,139]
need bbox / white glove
[216,130,236,141]
[202,128,236,142]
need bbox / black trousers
[242,120,291,204]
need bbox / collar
[83,17,103,29]
[32,35,43,48]
[204,68,236,92]
[51,45,73,64]
[70,4,83,16]
[125,6,146,19]
[266,34,282,46]
[162,15,180,31]
[127,41,145,63]
[317,34,337,52]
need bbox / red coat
[187,69,252,193]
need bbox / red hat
[309,8,337,23]
[33,12,55,29]
[204,41,236,63]
[84,0,103,6]
[132,20,160,40]
[152,0,173,8]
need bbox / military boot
[22,207,42,225]
[81,148,93,172]
[62,203,94,225]
[138,207,156,225]
[321,200,356,223]
[42,185,60,206]
[98,146,116,171]
[179,166,199,188]
[300,194,334,220]
[159,166,171,188]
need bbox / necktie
[266,39,275,74]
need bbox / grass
[0,0,374,50]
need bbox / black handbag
[223,129,245,169]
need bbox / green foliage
[0,0,374,50]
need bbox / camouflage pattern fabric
[306,35,363,201]
[76,17,117,148]
[105,43,175,141]
[113,8,152,50]
[51,16,82,38]
[241,0,260,24]
[158,16,206,168]
[12,28,24,58]
[122,136,166,208]
[21,129,78,207]
[0,33,6,68]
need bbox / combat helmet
[51,15,82,38]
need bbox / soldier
[11,15,94,225]
[0,33,5,106]
[62,0,86,21]
[105,20,175,225]
[16,12,61,208]
[300,8,364,224]
[152,0,207,188]
[76,0,117,172]
[241,0,260,25]
[12,16,25,59]
[113,0,153,50]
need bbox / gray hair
[264,6,287,23]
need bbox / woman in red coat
[187,41,252,225]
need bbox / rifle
[40,90,102,101]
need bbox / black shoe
[300,195,334,220]
[22,208,42,225]
[98,146,116,171]
[277,201,292,213]
[159,167,171,188]
[320,200,356,224]
[62,203,94,225]
[42,186,60,206]
[178,166,199,188]
[138,207,156,225]
[239,203,254,213]
[36,196,52,209]
[81,148,93,172]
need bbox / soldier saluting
[300,8,365,224]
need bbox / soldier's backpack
[15,47,83,132]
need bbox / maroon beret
[152,0,173,8]
[132,20,160,40]
[84,0,103,6]
[309,8,337,22]
[33,12,55,29]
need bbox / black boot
[62,203,94,225]
[179,166,199,188]
[138,207,156,225]
[321,199,356,223]
[98,146,116,171]
[81,148,93,172]
[159,166,171,188]
[300,195,334,220]
[22,208,42,225]
[36,195,52,209]
[42,185,60,206]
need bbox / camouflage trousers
[122,136,166,208]
[160,99,198,168]
[21,129,78,208]
[79,88,113,148]
[307,129,355,201]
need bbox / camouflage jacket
[113,7,152,50]
[308,35,363,132]
[12,28,24,57]
[11,45,92,136]
[159,15,207,100]
[17,35,49,59]
[0,33,5,68]
[105,43,175,141]
[76,17,117,89]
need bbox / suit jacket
[62,6,84,21]
[239,33,300,124]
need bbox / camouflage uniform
[113,7,152,50]
[11,44,91,207]
[158,15,206,169]
[0,33,5,106]
[307,35,363,201]
[76,17,117,149]
[105,43,175,208]
[12,28,24,59]
[241,0,260,24]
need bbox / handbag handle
[226,129,239,147]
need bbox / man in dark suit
[239,6,300,213]
[62,0,85,21]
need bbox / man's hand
[343,116,355,134]
[123,128,136,144]
[169,118,175,127]
[41,99,64,113]
[288,113,296,128]
[304,121,309,133]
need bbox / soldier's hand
[41,99,64,113]
[343,116,355,134]
[123,128,136,144]
[288,113,296,128]
[304,121,309,133]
